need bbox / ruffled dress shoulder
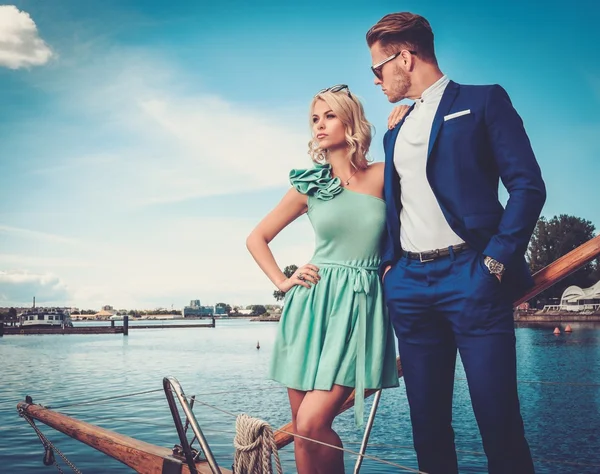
[289,164,343,201]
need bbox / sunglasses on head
[371,50,417,80]
[316,84,353,99]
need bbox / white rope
[233,414,283,474]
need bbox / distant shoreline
[514,310,600,322]
[250,315,281,322]
[70,314,255,322]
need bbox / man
[366,12,546,474]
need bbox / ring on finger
[298,272,305,281]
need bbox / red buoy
[565,325,573,333]
[553,327,561,335]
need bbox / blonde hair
[308,90,372,169]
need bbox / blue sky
[1,0,598,309]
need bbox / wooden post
[123,316,129,336]
[111,320,115,328]
[0,314,4,337]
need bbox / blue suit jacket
[381,81,546,297]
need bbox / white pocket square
[444,109,471,121]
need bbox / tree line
[527,215,599,304]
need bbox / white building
[559,280,600,311]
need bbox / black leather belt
[402,243,470,262]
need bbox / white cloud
[0,254,94,268]
[136,96,308,205]
[26,51,311,210]
[0,216,315,309]
[0,270,70,306]
[0,225,80,245]
[3,49,319,308]
[0,5,53,69]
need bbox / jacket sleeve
[482,85,546,267]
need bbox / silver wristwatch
[484,256,505,276]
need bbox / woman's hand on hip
[278,264,320,292]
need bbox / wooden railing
[17,402,230,474]
[514,235,600,306]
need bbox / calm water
[1,319,599,473]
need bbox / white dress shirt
[393,75,464,252]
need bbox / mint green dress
[269,164,399,426]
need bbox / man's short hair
[366,12,437,64]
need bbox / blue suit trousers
[384,248,535,474]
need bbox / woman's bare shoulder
[366,162,385,181]
[360,162,385,197]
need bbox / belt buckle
[419,252,434,263]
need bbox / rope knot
[233,414,283,474]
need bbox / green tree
[250,305,267,316]
[527,215,598,304]
[216,302,232,314]
[273,264,298,301]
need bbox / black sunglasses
[316,84,353,99]
[371,50,417,80]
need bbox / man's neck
[407,68,445,100]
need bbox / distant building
[94,305,117,319]
[183,300,214,317]
[542,280,600,313]
[560,281,600,311]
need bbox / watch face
[488,260,504,274]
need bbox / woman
[246,85,409,474]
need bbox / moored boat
[19,307,73,329]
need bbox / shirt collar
[417,75,449,105]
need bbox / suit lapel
[384,103,415,169]
[384,113,406,161]
[383,104,414,252]
[427,80,460,159]
[384,103,414,209]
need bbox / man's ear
[399,50,416,71]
